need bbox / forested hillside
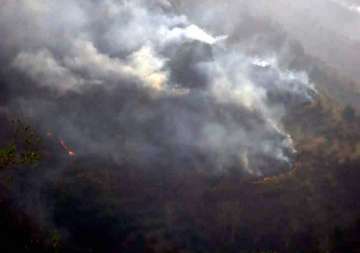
[1,91,360,253]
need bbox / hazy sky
[174,0,360,81]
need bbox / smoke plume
[0,0,316,176]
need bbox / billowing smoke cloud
[329,0,360,14]
[175,0,360,88]
[0,0,316,176]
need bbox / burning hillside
[0,1,360,253]
[0,0,317,176]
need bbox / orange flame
[59,139,76,157]
[47,130,76,157]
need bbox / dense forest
[1,90,360,253]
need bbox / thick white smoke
[0,0,316,176]
[329,0,360,14]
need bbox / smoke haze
[0,0,321,176]
[3,1,360,253]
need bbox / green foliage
[0,144,17,168]
[0,119,42,170]
[50,230,62,252]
